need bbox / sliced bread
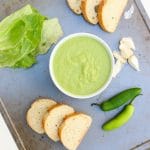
[81,0,102,24]
[26,99,57,134]
[98,0,129,32]
[59,113,92,150]
[44,104,75,142]
[67,0,82,15]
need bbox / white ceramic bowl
[49,33,114,99]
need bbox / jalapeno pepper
[92,87,142,111]
[102,104,134,131]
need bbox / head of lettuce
[0,5,63,68]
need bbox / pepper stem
[91,103,99,106]
[130,94,143,104]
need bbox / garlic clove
[112,60,124,78]
[120,37,135,50]
[113,51,127,64]
[119,44,134,59]
[128,55,140,71]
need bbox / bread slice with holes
[59,113,92,150]
[98,0,129,32]
[26,99,57,134]
[81,0,102,24]
[44,104,75,142]
[67,0,82,15]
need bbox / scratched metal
[0,98,25,150]
[0,0,149,150]
[131,140,150,150]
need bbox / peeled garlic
[119,44,134,59]
[128,55,140,71]
[120,37,135,50]
[113,51,127,64]
[112,60,124,78]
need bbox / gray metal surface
[135,0,150,31]
[0,98,26,150]
[0,0,150,150]
[131,140,150,150]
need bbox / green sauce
[53,36,112,96]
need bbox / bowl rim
[49,32,114,99]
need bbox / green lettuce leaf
[37,18,63,54]
[0,5,37,37]
[13,54,37,68]
[0,5,63,68]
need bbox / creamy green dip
[53,36,112,96]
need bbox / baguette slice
[98,0,129,32]
[26,99,57,134]
[67,0,82,14]
[81,0,102,24]
[59,113,92,150]
[44,104,75,142]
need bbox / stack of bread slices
[26,98,92,150]
[67,0,129,33]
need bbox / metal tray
[0,98,25,150]
[0,0,149,150]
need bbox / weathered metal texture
[0,0,149,150]
[0,98,26,150]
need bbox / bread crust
[58,112,81,138]
[67,0,82,15]
[81,0,102,24]
[81,0,90,23]
[44,104,75,142]
[42,104,61,127]
[59,113,92,150]
[98,0,129,32]
[98,0,109,32]
[26,99,57,134]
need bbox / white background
[141,0,150,17]
[0,113,18,150]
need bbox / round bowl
[49,33,114,99]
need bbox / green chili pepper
[92,87,142,111]
[102,104,134,131]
